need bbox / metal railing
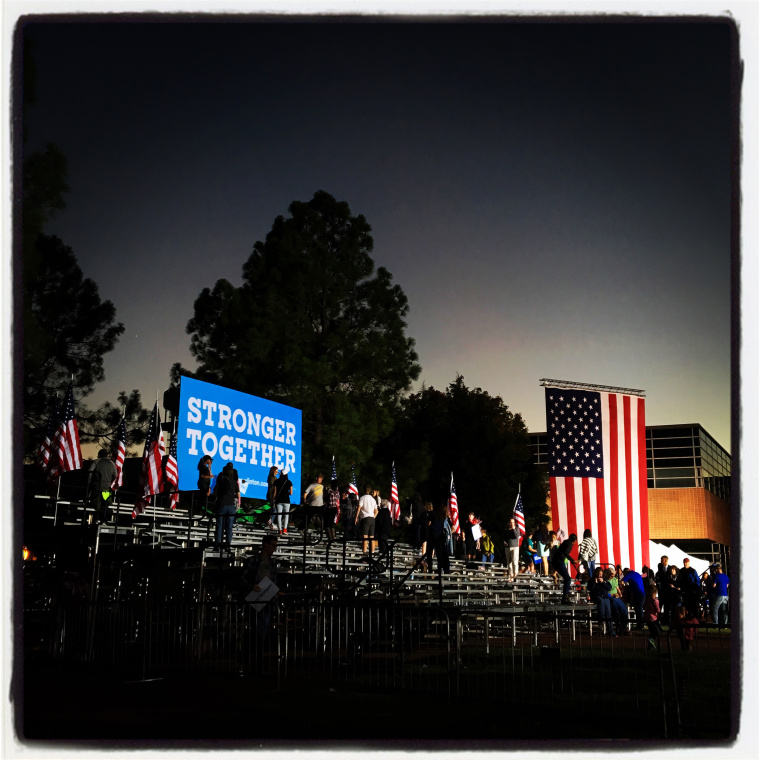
[30,599,731,739]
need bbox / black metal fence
[29,598,731,739]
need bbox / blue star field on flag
[545,391,605,478]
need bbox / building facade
[528,423,731,568]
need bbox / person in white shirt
[578,529,598,580]
[355,486,379,555]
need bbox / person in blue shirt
[711,565,730,626]
[622,568,646,630]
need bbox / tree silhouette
[21,44,124,456]
[23,232,125,456]
[184,190,420,476]
[375,375,549,543]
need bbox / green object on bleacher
[235,501,271,523]
[200,500,271,523]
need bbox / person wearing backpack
[214,462,237,549]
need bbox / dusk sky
[20,17,734,451]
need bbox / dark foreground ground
[15,663,729,749]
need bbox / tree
[185,191,421,476]
[77,389,150,457]
[23,234,125,455]
[378,376,549,543]
[21,40,125,457]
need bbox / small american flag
[37,396,60,476]
[348,466,359,498]
[448,473,460,534]
[513,492,526,538]
[165,432,179,510]
[390,461,400,522]
[113,417,127,489]
[133,401,165,518]
[49,385,82,478]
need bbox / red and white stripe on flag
[165,450,179,509]
[133,402,165,517]
[513,493,526,537]
[448,476,460,534]
[390,462,400,522]
[50,386,82,476]
[545,385,650,572]
[113,417,127,489]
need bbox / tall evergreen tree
[185,190,421,477]
[23,233,125,455]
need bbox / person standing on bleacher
[426,501,452,574]
[578,529,598,581]
[355,485,378,555]
[504,518,521,581]
[375,498,392,556]
[480,528,495,564]
[274,468,293,535]
[341,488,356,541]
[213,462,237,550]
[303,473,325,532]
[552,533,579,604]
[87,449,118,524]
[324,480,340,541]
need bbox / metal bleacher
[33,490,589,610]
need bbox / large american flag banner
[512,492,526,538]
[133,401,165,518]
[543,382,650,571]
[448,473,460,534]
[113,417,127,489]
[165,431,179,510]
[389,461,400,522]
[37,396,60,476]
[49,385,82,478]
[348,466,359,498]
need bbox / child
[644,584,662,650]
[480,528,495,564]
[674,606,700,652]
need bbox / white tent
[649,540,711,576]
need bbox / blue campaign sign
[177,376,302,500]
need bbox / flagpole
[52,474,62,528]
[152,392,162,550]
[112,413,126,551]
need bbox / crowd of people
[582,549,730,649]
[198,459,730,644]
